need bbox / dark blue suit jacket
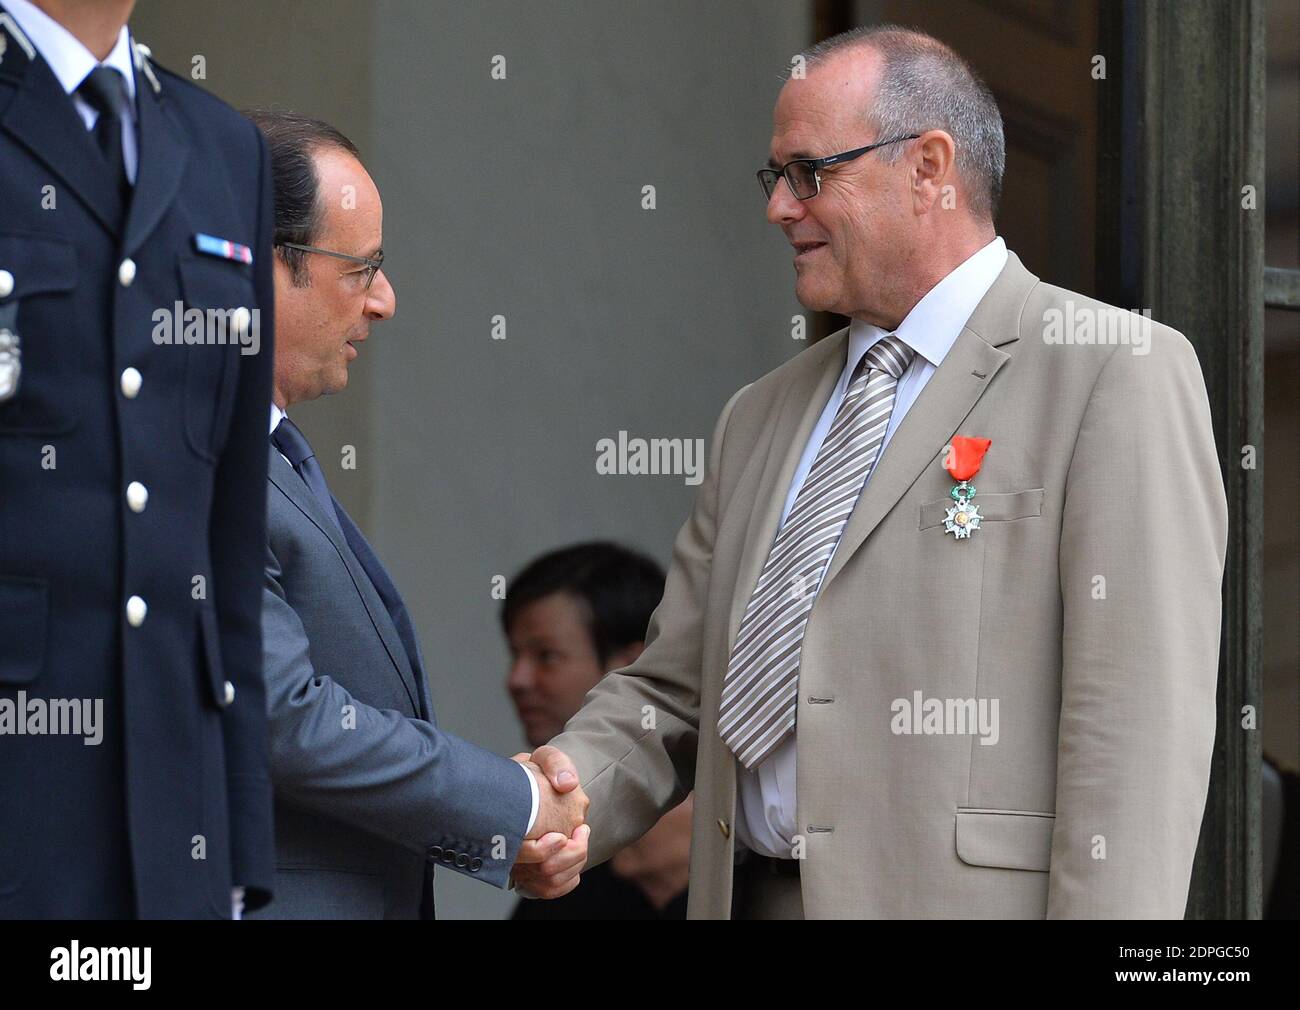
[0,12,275,917]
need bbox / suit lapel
[269,453,423,715]
[0,21,124,236]
[122,46,188,258]
[726,332,848,652]
[822,252,1037,588]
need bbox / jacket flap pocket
[178,254,255,309]
[920,488,1045,531]
[955,807,1054,871]
[0,234,76,301]
[0,575,49,684]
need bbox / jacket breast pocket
[0,575,49,685]
[177,255,257,462]
[954,807,1054,872]
[919,488,1045,531]
[0,233,78,434]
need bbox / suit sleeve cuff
[521,762,539,836]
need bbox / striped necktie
[718,334,914,769]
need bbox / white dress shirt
[4,0,139,184]
[268,405,540,835]
[735,236,1009,858]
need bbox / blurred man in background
[505,542,690,919]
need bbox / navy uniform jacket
[0,11,275,917]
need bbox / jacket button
[454,853,469,868]
[118,258,136,287]
[222,680,235,706]
[125,595,147,627]
[427,845,444,862]
[0,270,13,298]
[120,367,142,399]
[126,481,148,513]
[441,850,455,864]
[469,857,482,872]
[717,818,730,839]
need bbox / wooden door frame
[1096,0,1265,920]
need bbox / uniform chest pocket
[918,488,1045,531]
[0,233,78,434]
[176,255,258,462]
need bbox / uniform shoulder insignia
[132,39,162,94]
[0,13,36,66]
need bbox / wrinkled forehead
[769,50,882,162]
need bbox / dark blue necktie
[76,66,131,211]
[271,416,428,717]
[271,417,343,535]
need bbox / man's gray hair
[794,25,1005,221]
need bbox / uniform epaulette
[131,38,161,94]
[0,11,35,74]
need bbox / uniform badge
[194,233,253,264]
[0,13,36,64]
[0,305,20,404]
[942,435,991,539]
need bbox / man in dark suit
[0,0,275,918]
[246,110,589,919]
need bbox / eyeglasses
[757,134,920,201]
[276,241,385,289]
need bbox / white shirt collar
[848,236,1008,371]
[4,0,136,112]
[270,404,284,436]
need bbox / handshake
[511,746,591,899]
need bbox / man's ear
[604,641,646,674]
[911,129,957,215]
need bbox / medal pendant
[943,480,981,539]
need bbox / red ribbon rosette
[944,436,991,482]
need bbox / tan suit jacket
[549,252,1228,918]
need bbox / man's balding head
[797,27,1005,221]
[766,26,1002,328]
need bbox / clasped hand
[511,746,590,898]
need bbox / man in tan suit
[523,26,1228,918]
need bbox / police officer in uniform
[0,0,275,917]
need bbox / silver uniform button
[120,367,142,398]
[126,595,147,627]
[126,481,148,513]
[118,258,136,288]
[222,681,235,706]
[0,270,13,298]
